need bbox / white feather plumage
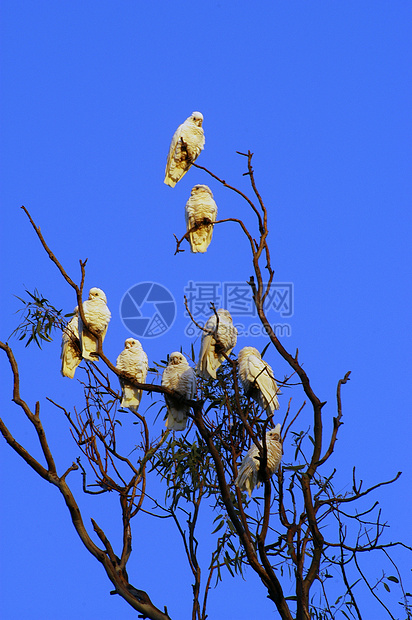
[235,425,282,497]
[164,112,205,188]
[162,352,196,431]
[185,185,217,253]
[238,346,280,414]
[61,307,81,378]
[116,338,148,413]
[197,309,237,380]
[78,288,111,361]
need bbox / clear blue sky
[1,1,411,618]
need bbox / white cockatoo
[61,307,81,378]
[164,111,205,188]
[238,346,280,414]
[78,288,111,361]
[235,425,282,497]
[116,338,149,412]
[197,309,237,380]
[162,352,196,431]
[185,185,217,253]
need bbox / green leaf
[223,555,234,577]
[283,464,305,471]
[383,582,390,592]
[387,575,399,583]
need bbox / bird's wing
[116,349,137,411]
[136,351,149,383]
[236,446,260,497]
[185,196,193,230]
[163,364,192,431]
[164,123,184,187]
[218,316,237,353]
[179,367,196,399]
[266,439,283,475]
[197,315,218,379]
[248,355,279,412]
[198,333,216,379]
[78,313,97,360]
[116,349,128,373]
[61,316,81,378]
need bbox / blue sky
[1,1,411,618]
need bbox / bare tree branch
[0,154,407,620]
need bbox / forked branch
[0,340,172,620]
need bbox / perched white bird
[235,425,282,497]
[164,111,205,188]
[197,309,237,380]
[185,185,217,253]
[162,352,196,431]
[116,338,148,413]
[61,307,81,378]
[238,346,280,414]
[78,288,111,361]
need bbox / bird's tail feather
[121,386,142,412]
[80,331,98,360]
[235,463,257,497]
[166,407,188,431]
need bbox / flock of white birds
[60,112,283,496]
